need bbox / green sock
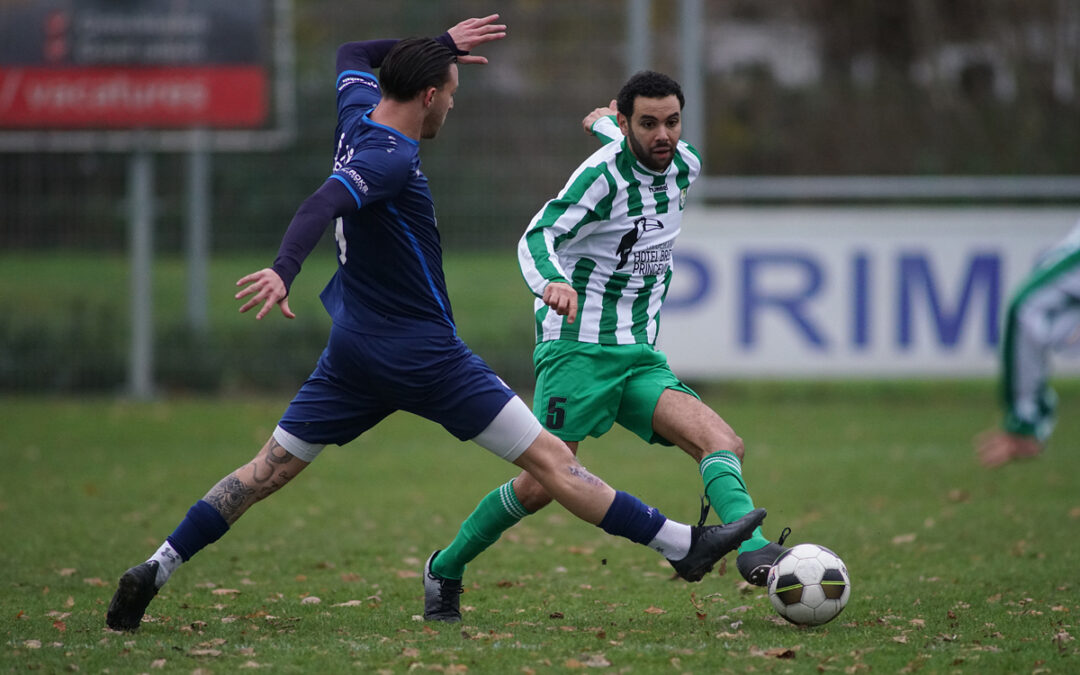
[431,479,531,580]
[699,450,770,554]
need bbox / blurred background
[2,0,1079,396]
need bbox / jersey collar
[361,112,420,146]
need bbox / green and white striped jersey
[1001,220,1080,441]
[518,116,701,345]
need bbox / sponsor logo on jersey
[631,242,673,276]
[340,168,368,195]
[616,217,664,269]
[648,184,667,193]
[338,75,378,93]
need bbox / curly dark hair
[616,70,685,118]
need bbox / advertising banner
[0,0,267,129]
[660,207,1080,378]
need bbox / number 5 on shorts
[545,396,567,430]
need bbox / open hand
[236,268,295,320]
[447,14,507,64]
[974,429,1043,468]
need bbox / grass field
[3,382,1079,673]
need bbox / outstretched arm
[335,14,505,73]
[235,179,356,320]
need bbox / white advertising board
[659,207,1080,378]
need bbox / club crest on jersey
[333,132,354,171]
[679,188,687,209]
[615,217,664,269]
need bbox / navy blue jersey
[319,68,456,337]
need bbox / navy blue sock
[166,500,230,562]
[598,491,667,545]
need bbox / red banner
[0,66,267,129]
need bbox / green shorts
[531,340,699,445]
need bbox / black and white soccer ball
[766,543,851,626]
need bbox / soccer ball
[766,543,851,626]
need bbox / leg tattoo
[203,438,302,524]
[204,475,255,524]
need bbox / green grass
[3,384,1079,673]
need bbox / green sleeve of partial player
[591,115,621,145]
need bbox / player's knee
[726,432,745,461]
[518,484,554,512]
[512,471,553,511]
[515,431,583,494]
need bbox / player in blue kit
[105,15,765,632]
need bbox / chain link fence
[3,0,1079,393]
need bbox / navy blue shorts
[278,324,516,448]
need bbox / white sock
[647,520,692,560]
[148,541,183,589]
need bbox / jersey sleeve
[589,115,622,145]
[518,159,617,297]
[329,145,411,209]
[271,178,357,293]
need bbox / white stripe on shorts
[272,425,326,463]
[472,395,542,462]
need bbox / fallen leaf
[58,569,76,577]
[549,612,564,619]
[752,646,797,659]
[82,578,107,587]
[395,570,420,579]
[643,606,666,615]
[893,635,908,643]
[189,648,222,657]
[582,653,611,667]
[150,659,166,668]
[53,620,66,632]
[892,534,917,545]
[300,596,321,605]
[333,600,364,607]
[24,640,41,649]
[212,588,240,596]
